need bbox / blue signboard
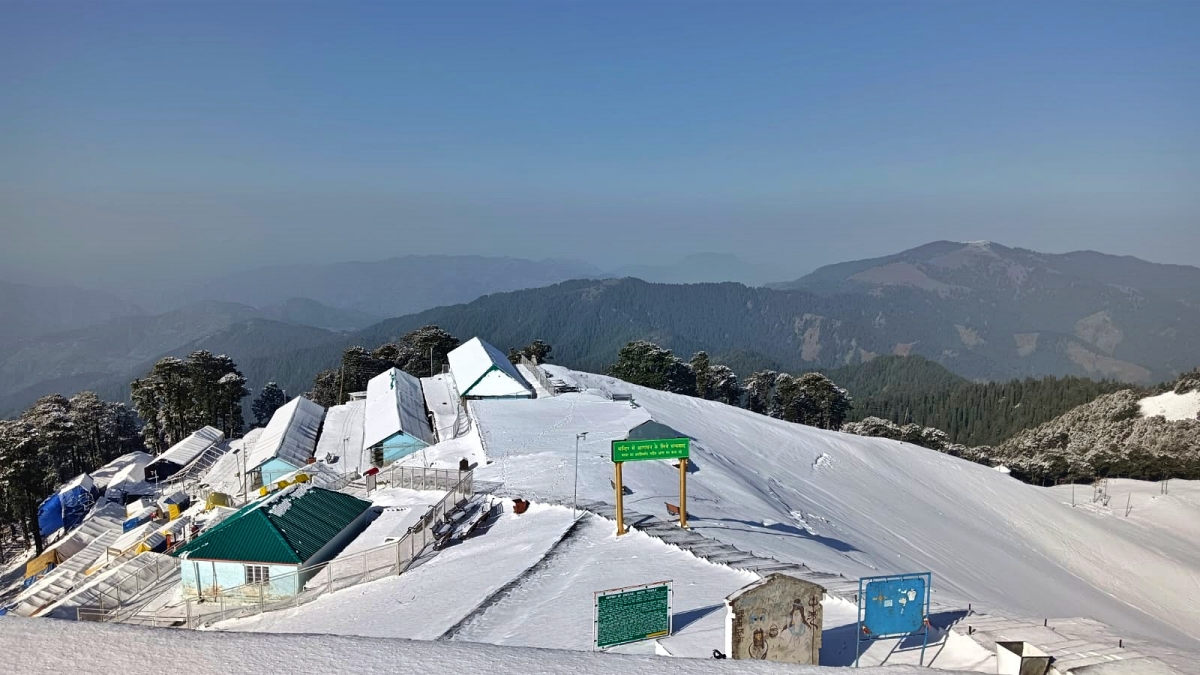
[855,572,931,667]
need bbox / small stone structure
[725,573,825,665]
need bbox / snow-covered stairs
[40,552,177,619]
[10,530,121,617]
[502,494,866,601]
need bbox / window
[245,565,270,585]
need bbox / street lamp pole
[574,432,588,519]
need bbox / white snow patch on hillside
[1138,389,1200,421]
[0,615,976,675]
[463,366,1200,653]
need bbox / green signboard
[594,581,673,649]
[611,437,689,463]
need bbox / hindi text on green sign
[611,438,689,463]
[594,581,672,649]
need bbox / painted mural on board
[727,574,825,665]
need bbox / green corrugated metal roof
[173,486,371,565]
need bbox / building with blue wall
[245,396,326,488]
[174,484,372,600]
[363,368,435,468]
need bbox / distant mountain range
[772,240,1200,383]
[0,281,136,342]
[4,242,1199,420]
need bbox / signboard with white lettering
[594,581,672,649]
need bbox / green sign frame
[594,581,673,649]
[611,437,689,463]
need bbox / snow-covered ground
[0,615,977,675]
[460,366,1200,653]
[202,501,994,669]
[217,503,577,639]
[1138,389,1200,421]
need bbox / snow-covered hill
[455,366,1200,653]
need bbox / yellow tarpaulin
[205,492,231,510]
[24,549,63,579]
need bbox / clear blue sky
[2,0,1196,287]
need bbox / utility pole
[574,432,588,519]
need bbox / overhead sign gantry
[610,436,690,535]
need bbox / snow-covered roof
[315,400,367,471]
[59,473,94,495]
[90,452,153,491]
[447,337,535,399]
[98,453,153,495]
[274,461,346,490]
[364,368,434,448]
[196,428,264,497]
[153,426,224,468]
[246,397,325,472]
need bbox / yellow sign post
[611,437,690,536]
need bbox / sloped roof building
[447,337,535,399]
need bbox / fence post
[186,598,192,628]
[363,551,368,581]
[327,563,332,592]
[396,539,402,573]
[259,586,265,615]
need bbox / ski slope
[464,366,1200,653]
[0,615,975,675]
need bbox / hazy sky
[2,1,1196,288]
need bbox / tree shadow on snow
[672,603,724,632]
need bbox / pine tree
[709,365,742,406]
[609,341,696,395]
[252,382,288,426]
[131,351,249,450]
[509,339,553,365]
[690,352,713,400]
[743,370,777,414]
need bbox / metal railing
[80,470,476,628]
[376,464,473,493]
[520,356,556,397]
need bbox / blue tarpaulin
[36,475,98,538]
[36,493,64,538]
[60,485,93,531]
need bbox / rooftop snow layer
[314,399,366,472]
[365,367,434,448]
[152,426,224,468]
[246,397,325,472]
[448,336,534,398]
